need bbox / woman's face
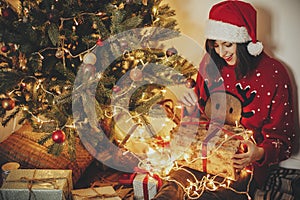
[214,40,237,66]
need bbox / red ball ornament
[112,85,121,93]
[166,47,178,57]
[96,39,104,46]
[185,78,196,88]
[1,45,10,53]
[1,7,15,20]
[130,68,143,81]
[51,130,66,143]
[1,98,15,111]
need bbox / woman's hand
[178,88,198,106]
[232,140,265,170]
[178,88,198,114]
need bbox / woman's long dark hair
[205,39,262,80]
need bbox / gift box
[0,169,72,200]
[172,118,250,181]
[71,186,121,200]
[133,173,162,200]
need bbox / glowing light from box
[129,116,256,199]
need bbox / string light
[22,106,54,125]
[163,165,254,199]
[123,115,255,199]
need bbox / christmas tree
[0,0,197,164]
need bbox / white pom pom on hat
[247,41,263,56]
[205,0,263,56]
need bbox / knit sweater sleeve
[253,60,296,167]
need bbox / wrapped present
[71,186,121,200]
[172,118,251,181]
[133,173,162,200]
[0,169,72,200]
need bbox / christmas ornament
[1,45,10,53]
[130,68,143,81]
[166,47,178,57]
[92,22,98,29]
[112,85,121,93]
[1,98,15,111]
[51,130,66,143]
[83,52,97,65]
[185,78,196,88]
[55,49,64,59]
[1,7,15,20]
[96,38,104,46]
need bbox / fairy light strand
[165,165,253,200]
[120,114,255,199]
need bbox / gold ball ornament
[83,52,97,65]
[55,49,64,59]
[129,68,143,81]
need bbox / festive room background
[1,0,299,167]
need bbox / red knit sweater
[194,52,296,187]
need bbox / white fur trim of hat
[205,0,263,56]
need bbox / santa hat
[205,0,263,56]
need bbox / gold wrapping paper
[71,186,121,200]
[0,169,72,200]
[173,120,245,181]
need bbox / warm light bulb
[227,180,231,187]
[152,6,158,15]
[73,18,78,25]
[39,53,44,59]
[175,105,182,109]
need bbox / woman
[154,0,297,199]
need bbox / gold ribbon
[73,187,119,199]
